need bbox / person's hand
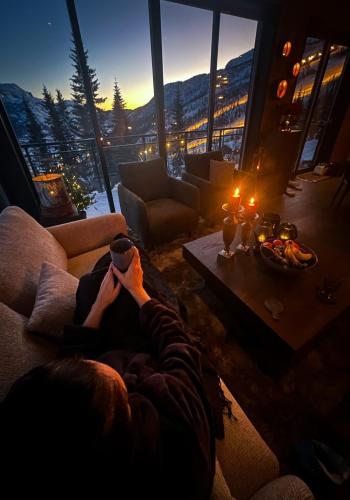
[95,263,122,311]
[112,248,151,307]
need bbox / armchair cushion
[146,198,197,244]
[118,158,169,201]
[184,151,224,180]
[210,160,235,187]
[0,206,67,317]
[168,176,200,212]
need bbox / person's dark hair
[1,358,132,493]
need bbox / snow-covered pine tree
[111,78,128,140]
[22,98,48,169]
[69,40,106,138]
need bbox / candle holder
[254,222,274,252]
[277,222,298,242]
[236,211,259,254]
[218,203,244,259]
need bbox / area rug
[149,225,350,498]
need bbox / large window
[298,44,349,168]
[75,0,157,216]
[0,0,261,218]
[161,0,212,176]
[0,0,109,218]
[213,13,257,167]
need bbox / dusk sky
[0,0,257,110]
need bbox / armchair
[182,150,232,222]
[118,158,199,248]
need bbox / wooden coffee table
[183,224,350,353]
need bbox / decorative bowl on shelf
[260,238,318,275]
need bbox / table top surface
[183,181,350,351]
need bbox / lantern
[33,173,77,218]
[276,80,288,99]
[282,41,292,57]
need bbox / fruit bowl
[260,238,318,275]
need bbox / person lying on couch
[1,248,215,499]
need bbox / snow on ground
[86,186,121,218]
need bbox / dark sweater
[63,299,215,500]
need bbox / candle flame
[249,197,255,205]
[233,187,240,197]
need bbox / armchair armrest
[182,171,214,195]
[117,183,149,247]
[48,212,127,258]
[168,176,200,213]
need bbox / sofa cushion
[184,151,223,180]
[0,206,68,317]
[28,262,79,340]
[211,459,237,500]
[216,381,279,500]
[249,475,314,500]
[210,160,235,187]
[0,302,57,401]
[118,158,169,202]
[146,198,197,243]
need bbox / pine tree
[69,39,106,138]
[22,98,48,162]
[42,85,67,144]
[55,89,74,141]
[111,78,128,139]
[171,85,184,132]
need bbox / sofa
[118,158,199,248]
[0,206,313,500]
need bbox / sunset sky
[0,0,257,110]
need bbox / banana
[285,243,303,267]
[292,247,313,262]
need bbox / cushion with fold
[0,302,57,400]
[0,206,68,316]
[28,262,78,339]
[184,151,223,180]
[118,158,169,201]
[146,198,197,243]
[210,160,235,187]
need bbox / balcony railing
[20,126,244,217]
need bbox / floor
[149,177,350,500]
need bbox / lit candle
[231,187,241,212]
[246,197,256,218]
[280,232,289,241]
[258,233,266,243]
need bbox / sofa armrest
[48,213,127,258]
[117,183,149,247]
[168,176,200,213]
[216,380,280,500]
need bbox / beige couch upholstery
[0,206,313,500]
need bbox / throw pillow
[28,262,78,340]
[209,160,235,187]
[0,206,68,316]
[0,302,56,400]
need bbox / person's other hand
[112,248,150,307]
[95,264,122,311]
